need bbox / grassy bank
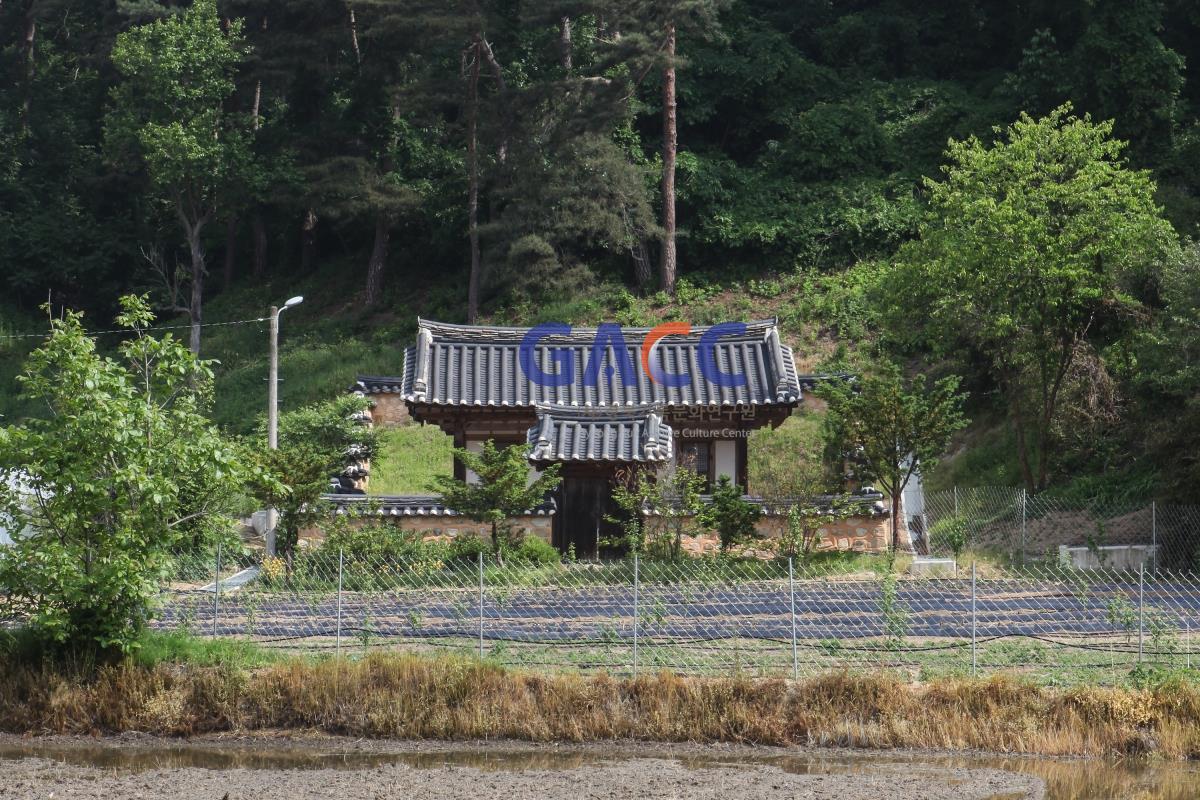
[2,648,1198,759]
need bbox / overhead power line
[0,316,269,341]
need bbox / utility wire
[0,316,269,341]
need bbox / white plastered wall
[713,440,737,484]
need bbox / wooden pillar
[452,420,466,482]
[736,434,749,492]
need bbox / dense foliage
[431,441,562,562]
[2,0,1200,496]
[0,296,250,654]
[249,393,377,566]
[819,362,967,550]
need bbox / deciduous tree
[0,295,250,655]
[818,363,967,552]
[106,0,254,354]
[893,106,1175,492]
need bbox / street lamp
[267,295,303,450]
[265,295,302,555]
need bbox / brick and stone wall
[302,514,553,547]
[306,510,887,555]
[653,512,892,557]
[368,394,411,427]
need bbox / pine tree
[599,0,726,295]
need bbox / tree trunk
[631,237,654,290]
[559,15,572,71]
[477,37,509,165]
[365,213,390,307]
[348,4,361,65]
[659,22,678,295]
[1010,388,1037,494]
[251,79,262,128]
[300,208,318,272]
[466,39,482,324]
[183,218,206,355]
[20,3,36,128]
[223,215,238,292]
[890,491,901,553]
[252,212,268,277]
[490,520,504,566]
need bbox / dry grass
[2,655,1199,759]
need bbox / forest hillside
[2,0,1199,499]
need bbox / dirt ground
[0,735,1044,800]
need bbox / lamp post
[265,295,303,555]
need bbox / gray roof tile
[356,318,802,408]
[528,405,674,463]
[324,494,556,517]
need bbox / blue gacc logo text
[518,322,750,388]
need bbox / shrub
[930,514,970,559]
[324,519,427,564]
[0,297,250,656]
[447,534,489,563]
[702,476,761,552]
[509,535,560,565]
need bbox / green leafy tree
[930,514,969,561]
[607,457,708,559]
[894,105,1175,492]
[701,475,760,552]
[105,0,254,354]
[431,440,562,563]
[777,496,854,562]
[819,363,967,552]
[605,465,658,554]
[250,394,378,570]
[0,295,250,655]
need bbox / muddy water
[0,739,1197,800]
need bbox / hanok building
[341,318,890,556]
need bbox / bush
[930,514,970,558]
[509,535,560,565]
[324,519,429,564]
[447,534,489,563]
[702,476,762,552]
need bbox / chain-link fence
[918,487,1200,571]
[157,547,1200,686]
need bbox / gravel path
[1,750,1042,800]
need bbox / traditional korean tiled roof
[355,317,801,408]
[323,494,557,517]
[527,405,674,464]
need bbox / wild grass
[1,647,1198,759]
[369,424,453,494]
[132,630,282,670]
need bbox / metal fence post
[789,557,799,680]
[1020,489,1027,565]
[1151,501,1157,574]
[1138,563,1145,664]
[335,548,344,659]
[953,486,959,518]
[1187,619,1192,671]
[477,551,485,660]
[212,542,222,639]
[970,561,977,678]
[632,553,640,677]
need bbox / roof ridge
[416,317,781,339]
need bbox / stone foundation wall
[655,513,891,558]
[369,394,411,427]
[304,510,887,556]
[302,514,553,546]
